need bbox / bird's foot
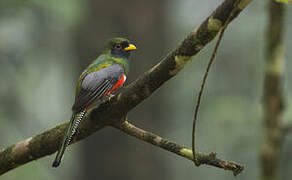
[106,93,115,101]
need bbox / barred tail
[52,110,86,167]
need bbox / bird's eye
[115,44,122,50]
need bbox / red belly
[105,74,126,95]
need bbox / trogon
[52,37,136,167]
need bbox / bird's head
[105,37,137,59]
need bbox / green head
[104,37,137,59]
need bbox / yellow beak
[124,44,137,51]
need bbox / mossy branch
[0,0,252,176]
[114,120,243,176]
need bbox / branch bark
[114,120,243,176]
[0,0,252,175]
[260,1,286,180]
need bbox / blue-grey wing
[72,64,124,113]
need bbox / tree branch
[0,0,252,175]
[260,1,286,180]
[113,120,244,176]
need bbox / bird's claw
[106,93,115,101]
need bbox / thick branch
[0,120,106,175]
[113,120,244,176]
[0,0,252,175]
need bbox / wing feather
[72,64,124,113]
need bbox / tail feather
[52,110,86,167]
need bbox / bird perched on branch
[52,37,136,167]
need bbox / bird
[52,37,136,167]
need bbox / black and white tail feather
[52,110,86,167]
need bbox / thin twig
[192,0,240,166]
[113,120,244,176]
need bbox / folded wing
[72,64,124,113]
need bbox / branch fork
[0,0,252,176]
